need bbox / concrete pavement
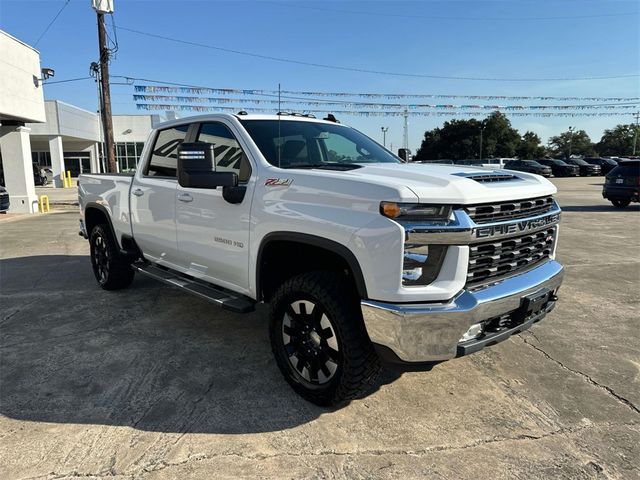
[0,177,638,479]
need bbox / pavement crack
[521,337,640,415]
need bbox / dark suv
[0,186,9,213]
[537,159,579,177]
[603,160,639,208]
[583,157,618,175]
[564,158,601,176]
[504,160,552,177]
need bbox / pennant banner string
[132,84,640,103]
[132,94,640,110]
[135,103,636,117]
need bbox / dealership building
[0,29,164,213]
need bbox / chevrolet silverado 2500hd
[78,113,564,406]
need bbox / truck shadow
[0,255,399,434]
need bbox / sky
[1,0,639,151]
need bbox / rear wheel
[269,272,381,406]
[611,199,630,208]
[89,224,135,290]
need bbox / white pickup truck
[78,113,564,406]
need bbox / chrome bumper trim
[361,260,564,362]
[403,203,561,244]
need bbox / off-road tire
[269,271,381,407]
[89,224,135,290]
[611,199,630,208]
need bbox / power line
[115,26,640,82]
[266,1,638,21]
[34,0,71,47]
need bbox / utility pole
[567,126,575,159]
[402,108,409,150]
[479,124,486,160]
[94,2,117,173]
[633,112,639,156]
[381,126,389,147]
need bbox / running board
[132,262,255,313]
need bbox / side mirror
[398,148,412,162]
[177,142,238,189]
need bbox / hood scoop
[453,171,520,183]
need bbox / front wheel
[611,199,630,208]
[269,272,381,407]
[89,224,135,290]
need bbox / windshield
[240,119,400,168]
[551,160,568,165]
[570,159,588,165]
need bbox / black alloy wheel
[282,299,340,385]
[89,224,135,290]
[269,271,382,407]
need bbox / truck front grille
[465,196,554,224]
[467,228,556,286]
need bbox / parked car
[537,159,579,177]
[41,167,53,185]
[602,159,640,208]
[504,160,553,177]
[480,158,515,169]
[0,186,9,212]
[32,163,50,185]
[583,157,618,175]
[78,113,564,406]
[563,158,601,176]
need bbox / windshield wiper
[282,163,363,171]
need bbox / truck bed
[78,173,134,246]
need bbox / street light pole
[381,127,389,147]
[568,126,575,159]
[479,124,485,161]
[632,112,639,156]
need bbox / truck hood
[347,163,557,204]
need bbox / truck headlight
[380,202,451,221]
[402,243,447,286]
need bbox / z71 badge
[265,178,293,187]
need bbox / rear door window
[146,125,190,177]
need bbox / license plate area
[513,288,551,323]
[616,178,624,184]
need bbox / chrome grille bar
[465,196,554,224]
[467,228,556,286]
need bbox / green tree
[414,119,483,160]
[482,111,521,158]
[414,111,520,160]
[596,124,638,156]
[516,131,545,159]
[547,129,594,158]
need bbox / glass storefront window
[115,142,145,172]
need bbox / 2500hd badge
[475,214,560,239]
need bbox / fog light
[459,323,483,343]
[402,244,447,286]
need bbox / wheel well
[85,207,111,239]
[258,237,366,302]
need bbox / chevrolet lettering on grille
[475,213,560,239]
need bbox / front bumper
[361,259,564,364]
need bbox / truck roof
[153,112,342,130]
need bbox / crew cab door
[175,121,254,292]
[130,123,193,269]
